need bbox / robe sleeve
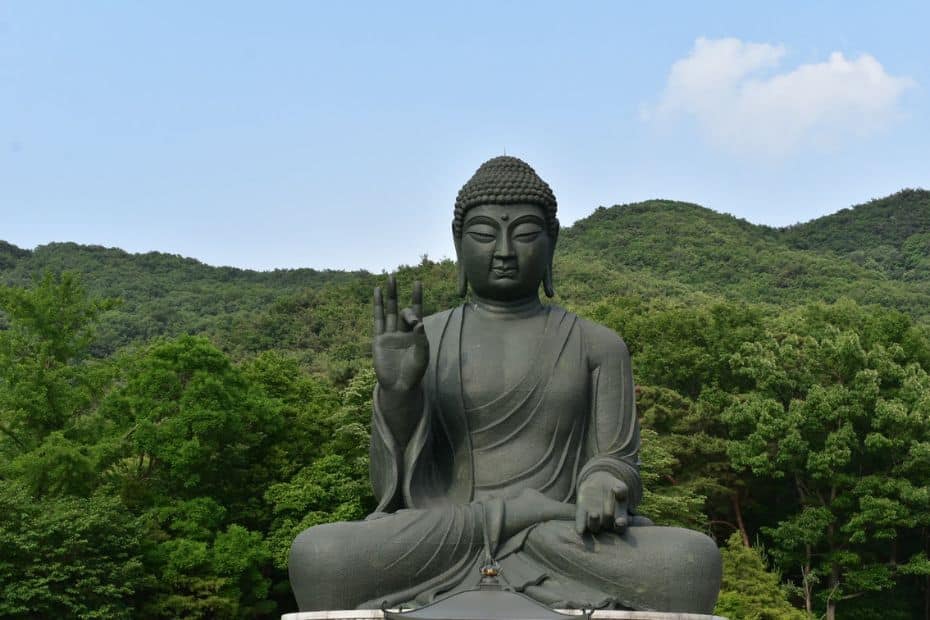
[370,384,432,513]
[370,309,460,514]
[578,325,643,512]
[369,385,404,513]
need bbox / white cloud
[648,37,916,155]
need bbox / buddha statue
[288,156,722,613]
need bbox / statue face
[459,203,552,301]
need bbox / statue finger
[612,485,629,532]
[399,308,420,332]
[587,511,602,534]
[614,513,628,533]
[603,489,616,525]
[373,287,385,335]
[612,484,628,502]
[574,507,588,536]
[385,275,398,331]
[412,280,423,319]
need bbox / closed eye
[467,232,495,243]
[514,231,541,242]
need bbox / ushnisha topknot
[453,156,558,239]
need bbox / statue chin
[287,156,722,614]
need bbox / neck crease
[470,294,544,319]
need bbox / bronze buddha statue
[288,156,722,613]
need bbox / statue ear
[453,226,468,298]
[543,220,559,298]
[543,264,555,298]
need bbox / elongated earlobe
[457,267,468,297]
[453,227,468,297]
[543,263,555,298]
[543,222,559,298]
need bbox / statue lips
[491,267,517,279]
[491,259,517,279]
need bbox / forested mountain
[0,242,368,359]
[1,188,928,360]
[1,189,929,619]
[781,188,930,282]
[782,188,930,254]
[560,195,930,316]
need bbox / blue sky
[2,2,928,271]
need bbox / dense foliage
[782,189,930,282]
[1,189,929,618]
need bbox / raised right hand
[373,275,428,391]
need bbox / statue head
[453,156,560,300]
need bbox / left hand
[575,471,629,536]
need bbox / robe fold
[371,305,641,514]
[363,305,643,608]
[289,305,720,613]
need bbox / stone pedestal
[283,611,727,620]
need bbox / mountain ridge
[780,188,930,252]
[1,189,927,360]
[2,188,927,273]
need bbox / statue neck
[470,294,544,319]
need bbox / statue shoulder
[421,307,458,343]
[574,314,632,366]
[422,307,455,329]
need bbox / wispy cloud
[645,37,916,156]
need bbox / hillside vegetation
[782,189,930,272]
[781,189,930,254]
[1,189,929,619]
[2,189,930,360]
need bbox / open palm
[373,275,428,391]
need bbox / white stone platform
[283,611,726,620]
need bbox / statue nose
[494,234,515,258]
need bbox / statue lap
[289,509,720,613]
[522,521,721,612]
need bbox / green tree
[638,425,708,528]
[0,272,116,456]
[104,336,285,518]
[0,481,145,619]
[97,336,288,617]
[723,301,930,619]
[715,533,810,620]
[265,368,376,569]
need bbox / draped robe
[372,304,641,515]
[289,304,721,612]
